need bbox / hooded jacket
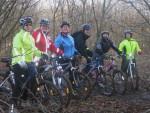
[72,31,92,58]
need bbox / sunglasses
[25,23,32,26]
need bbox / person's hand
[138,51,143,55]
[18,61,28,69]
[41,53,49,60]
[86,56,92,63]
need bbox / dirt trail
[0,55,150,113]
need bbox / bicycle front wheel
[72,72,92,100]
[37,80,64,112]
[113,70,127,94]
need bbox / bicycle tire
[72,71,92,100]
[112,70,127,94]
[51,73,72,107]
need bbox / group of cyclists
[10,16,142,108]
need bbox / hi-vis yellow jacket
[12,29,41,65]
[119,38,141,59]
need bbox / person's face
[84,29,91,37]
[24,23,33,32]
[125,33,132,38]
[60,25,70,34]
[40,25,49,33]
[102,33,109,38]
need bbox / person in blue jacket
[55,21,78,89]
[55,21,78,58]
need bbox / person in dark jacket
[72,24,93,62]
[94,31,120,65]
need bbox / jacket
[12,29,41,65]
[55,33,77,58]
[32,28,63,55]
[72,31,92,58]
[119,38,141,59]
[95,37,120,56]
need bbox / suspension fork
[71,68,79,87]
[128,60,136,79]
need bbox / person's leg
[12,64,26,104]
[121,57,129,74]
[27,62,37,95]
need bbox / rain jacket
[119,38,141,59]
[12,29,41,65]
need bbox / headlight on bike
[35,62,39,66]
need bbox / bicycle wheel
[113,70,127,94]
[72,71,92,100]
[0,99,10,113]
[0,74,13,95]
[38,80,64,112]
[51,73,72,107]
[95,70,113,96]
[130,64,139,90]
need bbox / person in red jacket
[32,19,63,55]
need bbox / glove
[86,56,91,63]
[86,48,93,57]
[41,53,49,60]
[18,61,28,69]
[138,51,142,55]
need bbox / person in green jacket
[11,16,41,105]
[119,30,142,73]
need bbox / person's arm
[74,35,87,57]
[135,41,142,55]
[12,33,24,65]
[54,35,62,48]
[48,39,63,55]
[95,43,103,55]
[118,40,125,53]
[110,40,121,54]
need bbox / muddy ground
[0,55,150,113]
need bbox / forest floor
[0,55,150,113]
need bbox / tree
[0,0,40,56]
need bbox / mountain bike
[58,56,92,100]
[125,54,139,91]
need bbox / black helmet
[40,19,49,25]
[124,30,133,38]
[124,30,132,34]
[19,16,32,26]
[81,24,92,31]
[60,21,70,28]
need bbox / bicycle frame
[0,71,15,88]
[127,55,136,79]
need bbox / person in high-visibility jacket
[119,30,142,73]
[11,16,42,105]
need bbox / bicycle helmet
[19,16,32,26]
[124,29,133,38]
[81,24,92,31]
[124,30,133,34]
[40,19,49,25]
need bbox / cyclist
[119,30,142,73]
[93,31,120,66]
[11,16,42,105]
[32,19,63,55]
[55,21,78,58]
[72,24,93,62]
[54,21,79,92]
